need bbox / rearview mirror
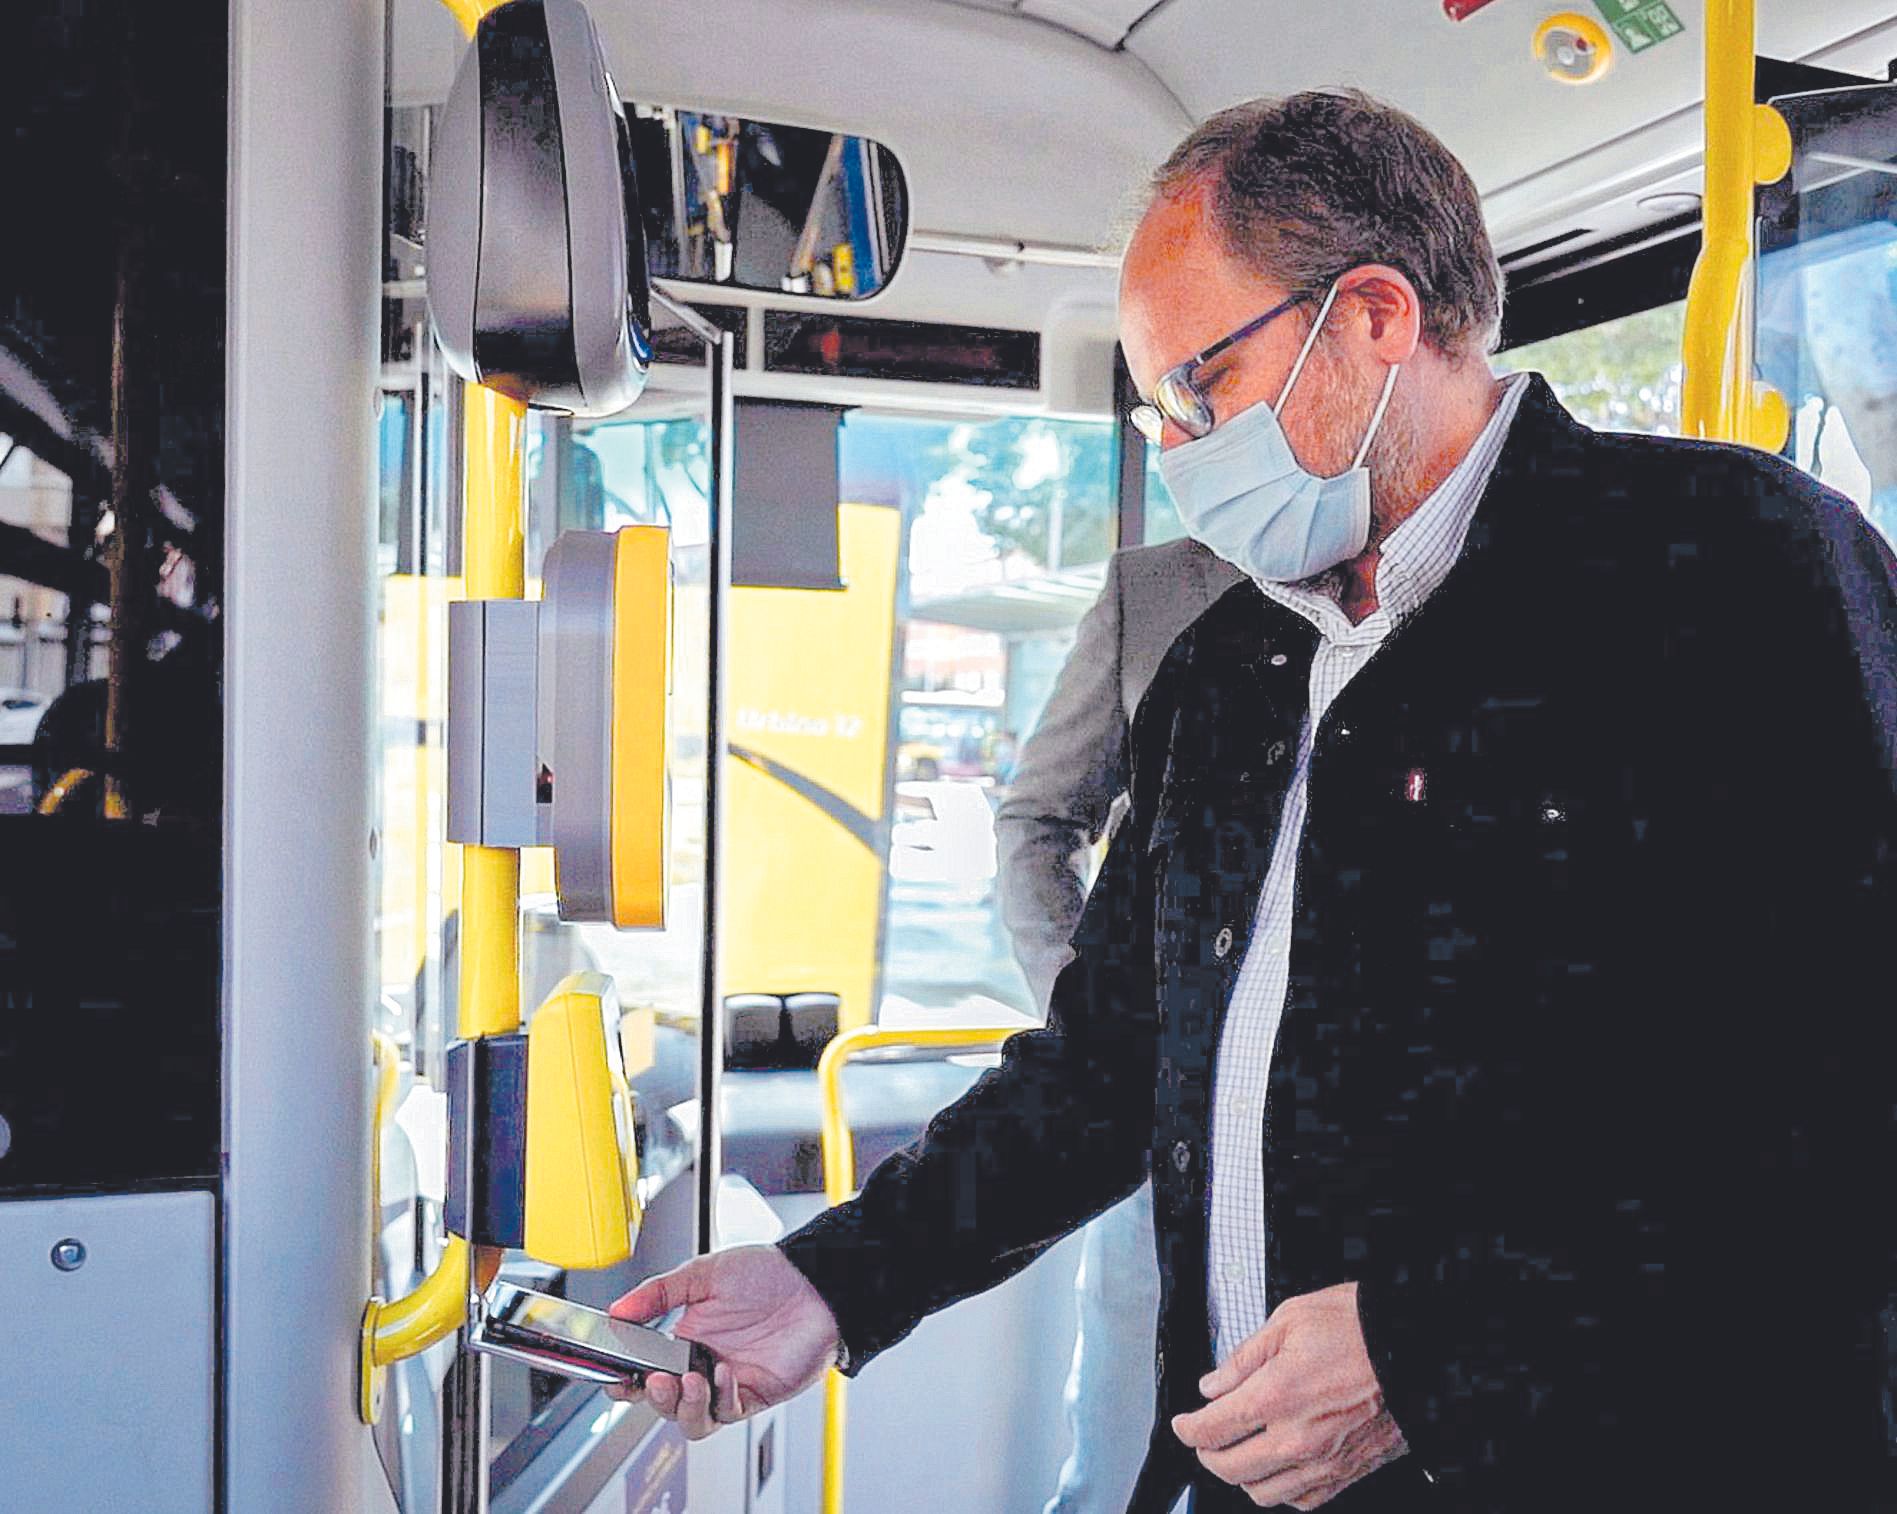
[627,107,908,300]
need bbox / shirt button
[1270,653,1288,667]
[1171,1140,1192,1173]
[1213,926,1235,959]
[1223,1261,1244,1282]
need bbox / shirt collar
[1253,371,1532,644]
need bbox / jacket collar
[1131,377,1595,793]
[1453,371,1593,560]
[1130,375,1593,777]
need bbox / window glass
[0,447,88,813]
[372,233,458,1508]
[836,411,1117,1024]
[0,0,226,1200]
[1142,445,1189,545]
[1497,300,1687,435]
[1757,117,1897,547]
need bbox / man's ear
[1339,265,1422,364]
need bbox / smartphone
[470,1280,719,1394]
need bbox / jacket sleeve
[1351,470,1897,1502]
[994,554,1130,1015]
[776,801,1158,1374]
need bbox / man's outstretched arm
[607,823,1159,1432]
[777,814,1157,1373]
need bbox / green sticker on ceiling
[1591,0,1685,52]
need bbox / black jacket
[781,378,1897,1512]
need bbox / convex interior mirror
[428,0,653,416]
[627,107,908,299]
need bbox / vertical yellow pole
[1679,0,1792,449]
[459,385,527,1049]
[462,387,525,1296]
[441,0,527,1309]
[822,1372,848,1514]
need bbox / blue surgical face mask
[1157,281,1401,583]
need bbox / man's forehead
[1122,188,1223,286]
[1119,190,1285,376]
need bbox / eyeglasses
[1127,286,1328,446]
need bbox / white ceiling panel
[1129,0,1897,220]
[1023,0,1163,48]
[388,0,1897,339]
[393,0,1190,256]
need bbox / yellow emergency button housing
[524,971,643,1269]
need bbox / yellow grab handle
[814,1024,1023,1514]
[359,1235,472,1425]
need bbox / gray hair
[1151,90,1504,359]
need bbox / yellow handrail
[359,0,525,1426]
[358,1028,463,1422]
[36,767,93,815]
[815,1024,1023,1514]
[36,766,126,819]
[1679,0,1793,449]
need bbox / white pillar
[224,0,384,1507]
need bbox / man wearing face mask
[611,90,1896,1513]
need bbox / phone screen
[486,1283,693,1377]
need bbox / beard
[1295,339,1429,531]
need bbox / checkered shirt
[1205,373,1532,1362]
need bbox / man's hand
[606,1244,841,1441]
[1171,1282,1407,1509]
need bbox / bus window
[1759,81,1897,548]
[1760,233,1896,535]
[1496,300,1688,436]
[0,445,91,812]
[840,410,1116,1023]
[1143,445,1190,545]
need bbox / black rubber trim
[472,0,582,402]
